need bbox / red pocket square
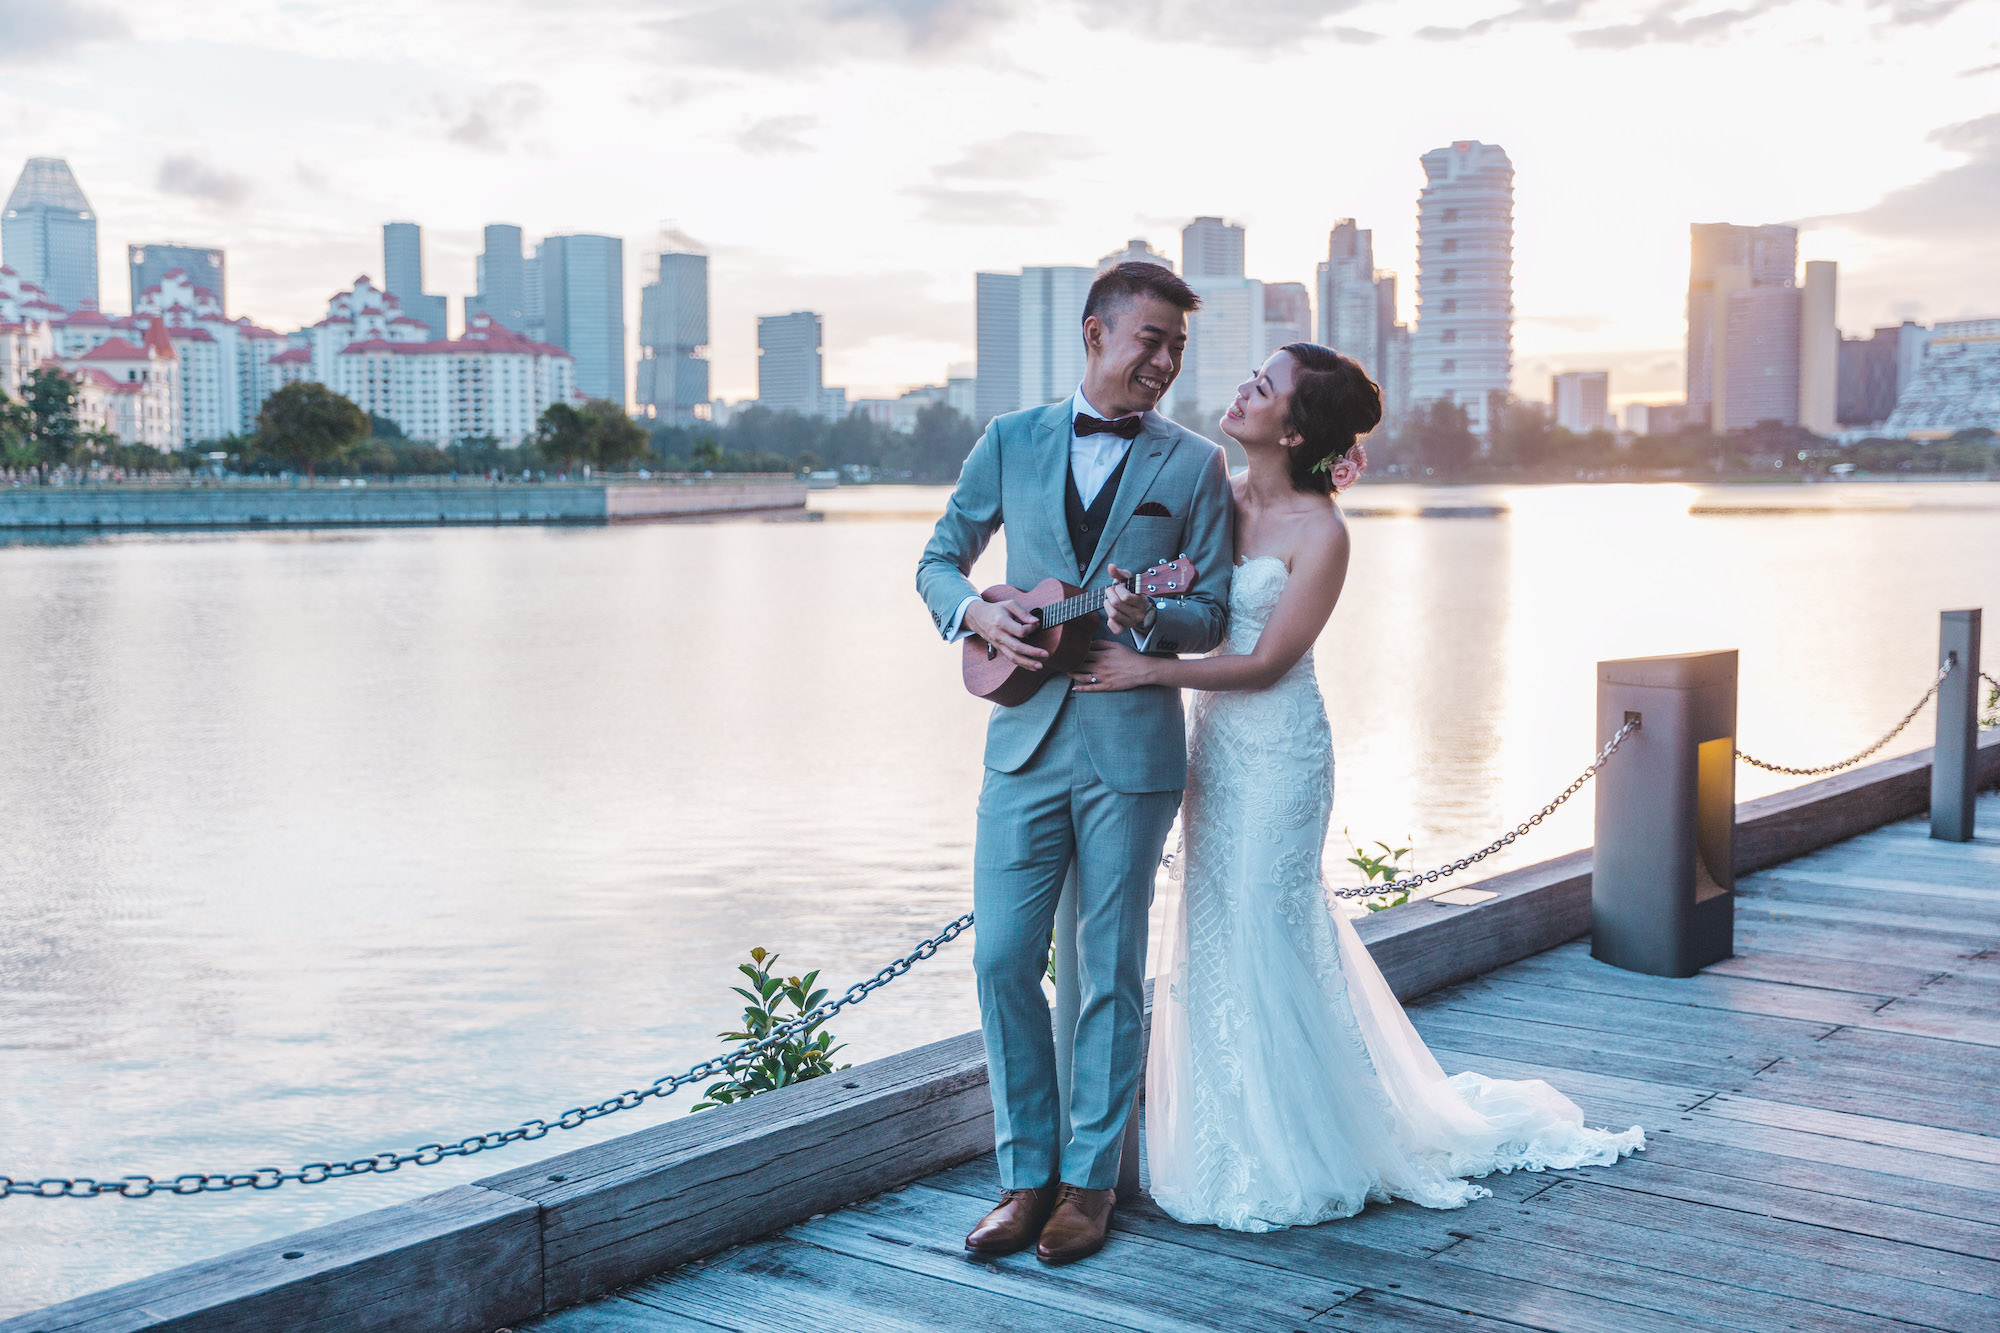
[1134,501,1173,518]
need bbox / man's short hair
[1082,262,1200,329]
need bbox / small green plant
[1983,680,1998,731]
[1346,831,1415,912]
[690,947,848,1111]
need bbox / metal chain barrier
[1737,658,1955,777]
[1,912,974,1200]
[1321,716,1641,901]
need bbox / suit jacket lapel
[1037,402,1081,580]
[1081,418,1180,586]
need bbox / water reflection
[0,481,1995,1314]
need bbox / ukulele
[962,556,1198,706]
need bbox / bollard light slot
[1625,711,1642,731]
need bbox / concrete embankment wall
[10,731,1996,1333]
[0,477,807,530]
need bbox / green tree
[534,402,589,472]
[579,399,648,470]
[22,367,84,464]
[0,387,32,467]
[898,402,979,482]
[1490,399,1555,474]
[256,381,367,477]
[1404,398,1478,480]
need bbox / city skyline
[4,1,1996,407]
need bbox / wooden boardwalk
[526,796,2000,1333]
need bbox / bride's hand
[1069,641,1155,692]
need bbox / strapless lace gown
[1145,556,1643,1232]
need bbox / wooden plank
[1535,1177,2000,1298]
[528,1297,731,1331]
[1756,865,2000,909]
[792,1183,1360,1331]
[1471,1182,1991,1326]
[1695,1093,2000,1166]
[1102,1191,1729,1333]
[1732,897,1997,941]
[1815,1024,2000,1084]
[1479,946,1897,1025]
[1438,1231,1939,1333]
[1306,1288,1523,1331]
[1353,849,1594,1004]
[1743,1062,2000,1136]
[1545,1152,2000,1261]
[1418,1045,1716,1118]
[1640,1115,2000,1192]
[605,1235,1146,1333]
[1864,995,2000,1047]
[1423,976,1845,1049]
[0,1185,541,1333]
[1702,948,1946,997]
[478,1028,995,1312]
[1601,1129,2000,1226]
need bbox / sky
[3,0,1997,409]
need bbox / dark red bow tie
[1076,413,1143,440]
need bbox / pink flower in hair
[1328,457,1361,490]
[1350,441,1368,474]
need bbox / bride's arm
[1073,518,1351,695]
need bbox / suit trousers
[971,696,1181,1189]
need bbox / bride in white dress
[1072,344,1642,1233]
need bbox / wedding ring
[1090,674,1098,684]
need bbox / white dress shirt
[946,388,1158,650]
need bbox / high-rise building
[1097,238,1173,273]
[129,243,224,316]
[974,271,1021,423]
[637,250,710,424]
[1838,320,1931,426]
[1317,220,1379,371]
[1409,141,1514,438]
[3,157,98,312]
[1181,217,1245,281]
[1798,261,1838,435]
[1684,222,1800,431]
[1261,282,1312,356]
[1018,265,1094,409]
[1551,371,1611,432]
[381,221,448,339]
[466,224,526,332]
[757,311,824,416]
[531,234,625,404]
[1880,317,2000,439]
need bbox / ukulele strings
[1036,571,1142,629]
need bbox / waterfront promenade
[527,796,2000,1332]
[0,475,807,530]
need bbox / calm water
[2,481,1996,1312]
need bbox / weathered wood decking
[527,794,2000,1333]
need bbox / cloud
[1959,60,2000,77]
[937,132,1093,181]
[439,82,543,151]
[1072,0,1371,46]
[653,0,1020,70]
[902,184,1060,226]
[735,115,818,156]
[156,155,250,208]
[1804,112,2000,243]
[1572,3,1785,50]
[0,0,128,66]
[1418,0,1587,42]
[1418,0,1971,47]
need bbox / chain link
[1325,717,1641,901]
[0,912,975,1200]
[1738,658,1955,777]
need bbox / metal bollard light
[1931,609,1982,843]
[1051,864,1144,1199]
[1592,650,1738,978]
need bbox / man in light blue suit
[917,263,1231,1265]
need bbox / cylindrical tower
[1409,141,1514,439]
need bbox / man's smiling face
[1083,293,1188,417]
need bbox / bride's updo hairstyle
[1277,342,1382,496]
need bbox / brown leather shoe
[1035,1184,1116,1265]
[964,1184,1059,1255]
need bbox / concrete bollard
[1051,866,1145,1198]
[1931,609,1982,842]
[1592,650,1738,978]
